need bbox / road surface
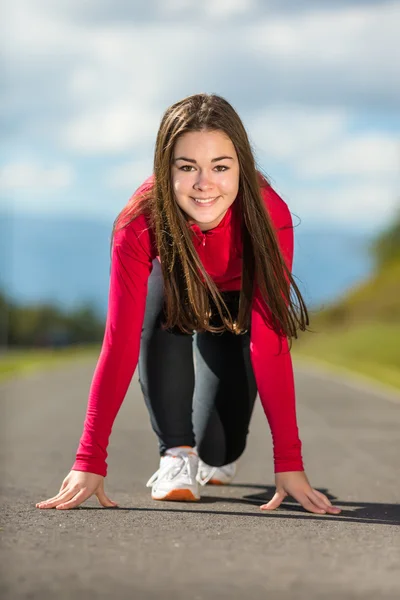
[1,359,399,599]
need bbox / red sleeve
[250,184,304,473]
[72,214,154,476]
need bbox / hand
[36,470,118,510]
[260,471,341,515]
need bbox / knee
[224,439,247,465]
[198,439,247,467]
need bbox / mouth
[191,196,219,207]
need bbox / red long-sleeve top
[73,177,303,476]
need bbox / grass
[0,344,101,382]
[314,262,400,326]
[2,324,399,393]
[3,325,399,394]
[293,322,400,391]
[293,259,400,392]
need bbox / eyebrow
[174,156,234,163]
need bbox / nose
[193,170,212,191]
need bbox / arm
[72,215,154,477]
[251,186,341,515]
[250,185,303,473]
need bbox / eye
[214,165,229,172]
[179,165,195,172]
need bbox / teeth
[193,197,217,204]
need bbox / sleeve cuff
[72,458,107,478]
[274,459,304,473]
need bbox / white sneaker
[196,459,237,486]
[146,446,200,501]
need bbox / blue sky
[1,0,399,233]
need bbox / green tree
[371,209,400,268]
[0,290,104,348]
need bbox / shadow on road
[76,483,400,526]
[229,482,400,526]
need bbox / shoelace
[196,462,236,486]
[196,466,218,486]
[146,454,194,488]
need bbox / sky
[1,0,399,233]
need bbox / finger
[260,491,286,511]
[309,490,341,514]
[36,484,75,506]
[58,478,69,494]
[36,488,77,509]
[292,492,326,514]
[56,489,92,510]
[309,491,331,512]
[96,487,118,508]
[36,491,65,507]
[313,490,341,514]
[313,490,333,507]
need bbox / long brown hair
[112,93,309,339]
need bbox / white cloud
[1,0,399,231]
[160,0,198,11]
[2,5,192,154]
[248,106,399,227]
[161,0,255,18]
[245,2,400,110]
[247,105,348,160]
[0,161,74,192]
[248,2,399,69]
[105,158,154,190]
[297,134,400,178]
[248,105,399,182]
[282,181,399,230]
[203,0,255,18]
[59,102,159,154]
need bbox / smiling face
[171,129,240,231]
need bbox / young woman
[36,94,341,515]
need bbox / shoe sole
[152,489,200,502]
[195,477,234,485]
[208,479,227,485]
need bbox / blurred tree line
[0,291,105,349]
[371,209,400,268]
[304,209,400,329]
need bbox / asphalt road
[1,359,400,600]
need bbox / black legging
[138,260,258,467]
